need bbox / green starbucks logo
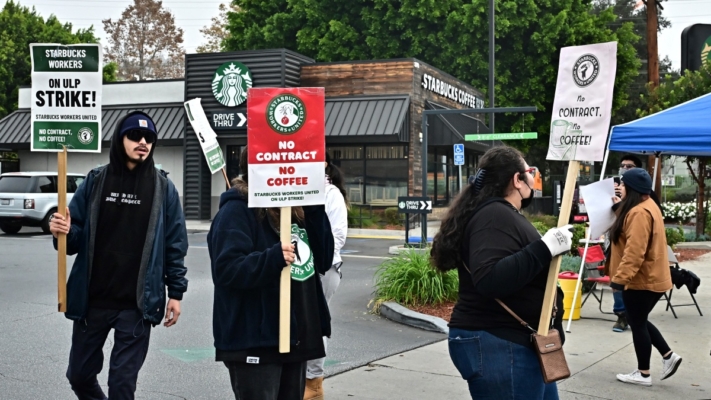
[77,127,94,145]
[267,94,306,134]
[290,224,315,282]
[212,61,252,107]
[702,37,711,68]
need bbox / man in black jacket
[50,111,188,400]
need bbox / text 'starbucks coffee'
[247,88,326,208]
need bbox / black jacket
[208,186,334,356]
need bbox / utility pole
[646,0,663,197]
[489,0,495,134]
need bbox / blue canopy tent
[601,91,711,182]
[566,92,711,331]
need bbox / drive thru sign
[247,87,326,208]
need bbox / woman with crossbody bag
[431,146,573,400]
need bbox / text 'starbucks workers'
[184,98,226,174]
[30,44,102,153]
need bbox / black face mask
[518,175,534,209]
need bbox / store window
[428,147,479,206]
[329,145,408,206]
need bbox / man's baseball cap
[118,112,157,139]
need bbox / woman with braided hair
[431,146,573,400]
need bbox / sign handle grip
[279,207,292,353]
[57,147,68,313]
[537,160,579,336]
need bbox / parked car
[0,172,85,234]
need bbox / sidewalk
[327,253,711,399]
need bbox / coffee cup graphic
[549,119,572,160]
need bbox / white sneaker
[661,352,682,380]
[616,370,652,386]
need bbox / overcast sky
[22,0,711,71]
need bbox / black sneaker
[612,315,628,332]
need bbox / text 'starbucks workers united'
[30,44,102,152]
[290,224,315,281]
[267,94,306,134]
[212,61,252,107]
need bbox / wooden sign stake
[221,167,231,188]
[537,160,579,336]
[279,206,292,353]
[57,146,68,313]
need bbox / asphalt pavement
[0,228,443,399]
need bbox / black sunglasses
[125,130,156,144]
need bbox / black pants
[622,290,671,371]
[223,361,306,400]
[66,308,152,400]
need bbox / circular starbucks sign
[212,61,252,107]
[572,54,600,88]
[290,225,315,282]
[77,127,94,145]
[267,94,306,134]
[702,36,711,68]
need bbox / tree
[103,62,119,83]
[0,1,98,119]
[593,0,673,127]
[103,0,185,81]
[223,0,641,175]
[638,64,711,237]
[197,3,239,53]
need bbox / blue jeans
[613,290,626,314]
[448,328,559,400]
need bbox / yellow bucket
[558,273,582,320]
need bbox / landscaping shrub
[531,221,550,235]
[665,227,685,248]
[524,212,557,228]
[570,224,586,256]
[384,207,401,226]
[374,250,458,306]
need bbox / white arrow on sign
[236,112,247,127]
[419,201,432,210]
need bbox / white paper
[184,98,225,174]
[546,42,618,162]
[579,178,616,240]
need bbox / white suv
[0,172,85,234]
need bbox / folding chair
[664,246,703,318]
[579,245,614,314]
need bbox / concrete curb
[676,241,711,250]
[388,245,429,255]
[379,301,449,334]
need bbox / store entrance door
[225,145,244,186]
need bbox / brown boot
[303,376,324,400]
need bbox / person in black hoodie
[431,146,573,400]
[208,147,334,400]
[49,111,188,400]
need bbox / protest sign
[30,44,102,153]
[540,42,618,336]
[184,98,230,186]
[247,87,326,353]
[247,88,326,208]
[546,42,617,162]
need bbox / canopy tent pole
[652,155,660,191]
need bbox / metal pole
[421,114,428,248]
[458,165,462,194]
[489,0,495,134]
